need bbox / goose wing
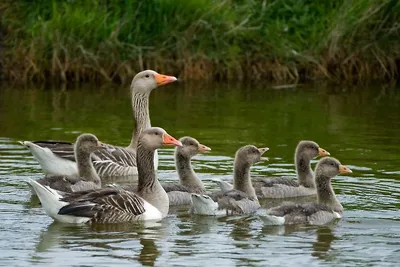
[58,188,146,223]
[253,177,300,188]
[32,141,76,161]
[217,189,260,215]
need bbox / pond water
[0,82,399,266]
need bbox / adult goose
[34,134,106,194]
[189,145,268,216]
[163,137,211,206]
[260,157,352,225]
[20,70,177,178]
[216,141,330,198]
[27,127,183,224]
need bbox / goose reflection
[311,226,336,259]
[34,220,166,266]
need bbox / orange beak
[339,164,352,174]
[318,147,330,157]
[154,73,177,86]
[163,133,183,147]
[198,143,211,152]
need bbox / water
[0,82,399,266]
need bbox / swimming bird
[190,145,268,216]
[27,127,183,224]
[20,70,177,178]
[32,133,106,193]
[260,157,351,225]
[215,141,330,198]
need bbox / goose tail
[27,179,67,219]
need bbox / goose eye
[145,74,150,78]
[154,132,159,136]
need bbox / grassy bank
[1,0,399,84]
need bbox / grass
[1,0,399,84]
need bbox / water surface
[0,82,399,266]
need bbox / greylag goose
[260,157,352,225]
[20,70,177,178]
[34,134,106,193]
[27,127,183,224]
[216,141,330,198]
[163,137,211,206]
[189,145,269,216]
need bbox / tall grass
[1,0,399,84]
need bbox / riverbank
[1,0,399,84]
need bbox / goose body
[260,157,352,226]
[216,141,330,199]
[20,70,177,178]
[31,134,106,193]
[28,127,183,224]
[190,145,269,216]
[165,137,211,206]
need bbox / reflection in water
[34,220,165,266]
[0,84,399,266]
[312,226,336,260]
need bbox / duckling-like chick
[260,157,352,225]
[33,134,106,193]
[218,141,330,198]
[190,145,268,216]
[163,137,211,206]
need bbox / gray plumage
[262,157,351,226]
[190,145,269,215]
[165,137,210,205]
[217,141,330,198]
[36,134,104,192]
[35,127,181,224]
[22,70,177,178]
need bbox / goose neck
[175,151,205,190]
[128,92,151,150]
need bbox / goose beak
[163,133,183,147]
[318,147,330,156]
[339,165,352,174]
[155,73,178,86]
[97,141,107,149]
[258,147,269,155]
[198,144,211,152]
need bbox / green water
[0,82,399,266]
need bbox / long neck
[316,174,343,213]
[137,144,169,217]
[233,160,257,199]
[175,151,205,191]
[128,92,151,150]
[75,149,101,185]
[295,152,315,188]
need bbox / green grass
[1,0,399,83]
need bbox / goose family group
[21,70,353,226]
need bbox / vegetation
[1,0,399,84]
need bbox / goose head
[131,70,177,94]
[177,137,211,158]
[296,141,330,160]
[75,133,107,153]
[315,157,352,180]
[139,127,182,150]
[235,145,269,165]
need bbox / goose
[123,136,211,206]
[260,157,352,225]
[33,133,106,193]
[189,145,269,216]
[215,141,330,198]
[27,127,183,224]
[163,137,211,206]
[20,70,177,178]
